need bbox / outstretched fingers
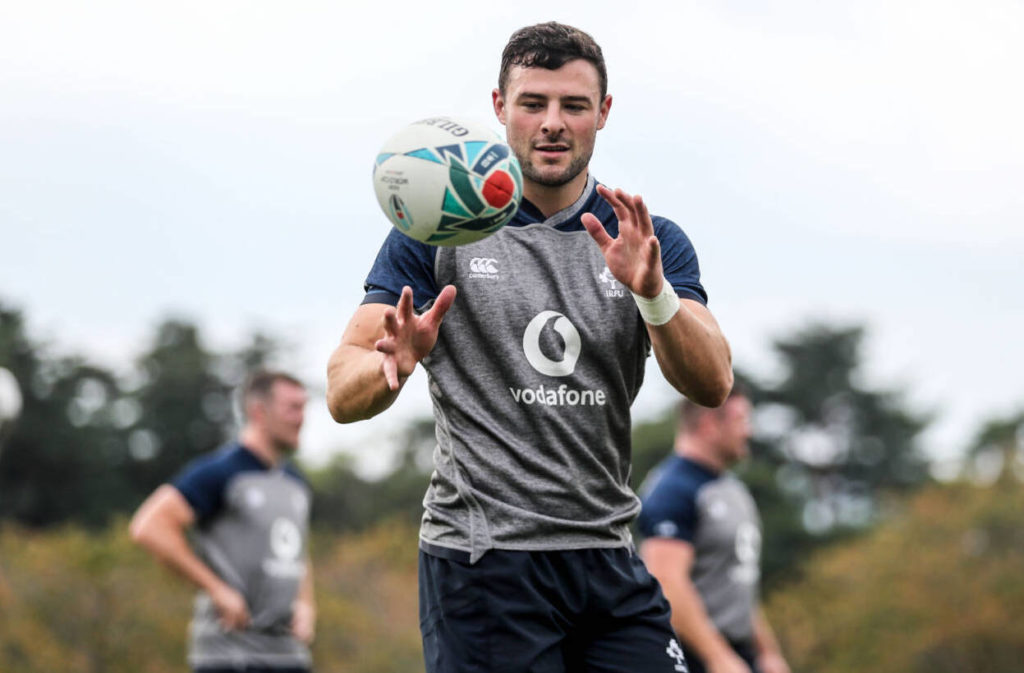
[423,285,457,329]
[376,311,402,390]
[638,234,664,296]
[380,308,400,343]
[375,285,458,392]
[377,287,413,391]
[394,286,415,324]
[589,183,668,297]
[582,212,613,249]
[632,192,654,238]
[595,184,625,221]
[646,235,661,270]
[380,287,413,340]
[596,184,654,241]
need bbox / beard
[517,138,593,188]
[270,431,300,454]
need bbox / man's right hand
[210,583,250,631]
[375,284,457,390]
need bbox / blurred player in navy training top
[130,371,316,673]
[637,388,790,673]
[327,21,734,673]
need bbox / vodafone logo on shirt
[270,518,302,561]
[263,517,305,578]
[522,311,581,376]
[510,311,607,407]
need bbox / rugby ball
[373,117,523,246]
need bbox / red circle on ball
[482,171,514,208]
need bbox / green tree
[0,303,131,527]
[0,303,289,527]
[761,326,928,501]
[629,406,675,493]
[310,418,435,532]
[963,408,1024,484]
[120,320,288,502]
[747,324,930,570]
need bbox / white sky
[2,0,1022,476]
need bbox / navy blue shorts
[419,545,689,673]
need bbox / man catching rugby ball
[327,21,733,673]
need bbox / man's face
[260,381,307,453]
[493,60,611,188]
[711,396,753,465]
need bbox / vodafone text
[509,384,607,406]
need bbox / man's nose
[541,103,566,136]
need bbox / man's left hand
[581,184,664,298]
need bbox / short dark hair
[498,22,607,99]
[677,383,749,432]
[242,370,304,407]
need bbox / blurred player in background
[327,21,733,673]
[130,370,315,673]
[637,388,790,673]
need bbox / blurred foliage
[121,320,234,495]
[767,477,1024,673]
[4,297,1024,671]
[962,408,1024,485]
[2,480,1022,672]
[0,518,422,673]
[0,299,936,599]
[0,298,436,534]
[310,418,436,532]
[0,518,189,672]
[310,520,423,672]
[747,324,931,587]
[0,301,280,528]
[758,324,932,506]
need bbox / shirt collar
[514,174,598,229]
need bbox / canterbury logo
[522,311,581,377]
[469,257,498,274]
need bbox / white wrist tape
[632,277,680,326]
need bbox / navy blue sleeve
[362,228,440,309]
[637,469,700,543]
[654,217,708,305]
[171,453,232,523]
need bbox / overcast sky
[2,0,1022,476]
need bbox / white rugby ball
[373,117,523,246]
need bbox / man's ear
[597,94,612,130]
[493,88,507,125]
[244,398,264,424]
